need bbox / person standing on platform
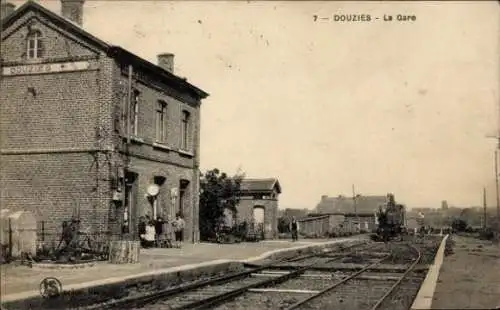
[173,213,185,248]
[290,217,299,242]
[155,217,164,247]
[164,215,174,248]
[144,220,156,248]
[138,216,147,247]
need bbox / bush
[199,168,244,242]
[479,228,495,240]
[452,219,468,232]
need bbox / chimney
[61,0,85,26]
[157,53,174,73]
[1,2,15,20]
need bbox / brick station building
[0,1,208,243]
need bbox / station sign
[2,61,92,76]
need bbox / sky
[14,0,500,210]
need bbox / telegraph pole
[483,187,487,230]
[352,184,360,230]
[352,184,357,216]
[486,129,500,240]
[496,147,500,238]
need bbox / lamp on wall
[146,184,160,219]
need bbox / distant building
[316,195,387,214]
[344,213,377,232]
[234,178,281,239]
[279,208,310,220]
[441,200,449,210]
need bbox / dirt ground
[432,235,500,309]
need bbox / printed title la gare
[315,14,417,22]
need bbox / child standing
[155,217,164,247]
[144,220,156,248]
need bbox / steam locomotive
[372,193,407,242]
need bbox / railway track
[84,242,375,310]
[203,243,423,310]
[84,241,428,310]
[282,243,422,310]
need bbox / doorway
[253,206,265,238]
[150,176,166,220]
[179,179,190,217]
[253,206,265,224]
[123,171,138,238]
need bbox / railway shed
[297,212,377,238]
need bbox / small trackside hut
[233,178,282,240]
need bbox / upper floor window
[156,100,167,143]
[181,110,190,150]
[130,90,140,136]
[26,30,44,59]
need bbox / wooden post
[108,240,140,264]
[8,218,12,260]
[483,187,487,230]
[41,221,45,242]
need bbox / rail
[371,244,422,310]
[284,253,392,310]
[173,243,376,310]
[284,242,422,310]
[85,242,371,310]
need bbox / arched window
[26,30,44,59]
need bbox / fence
[0,218,130,264]
[0,215,37,263]
[0,218,12,263]
[36,221,114,256]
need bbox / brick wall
[0,153,113,245]
[0,68,101,149]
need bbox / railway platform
[430,235,500,309]
[0,236,364,307]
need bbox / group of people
[138,213,185,249]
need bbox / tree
[199,168,245,241]
[278,217,290,233]
[451,218,468,232]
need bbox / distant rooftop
[239,178,281,194]
[316,195,387,214]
